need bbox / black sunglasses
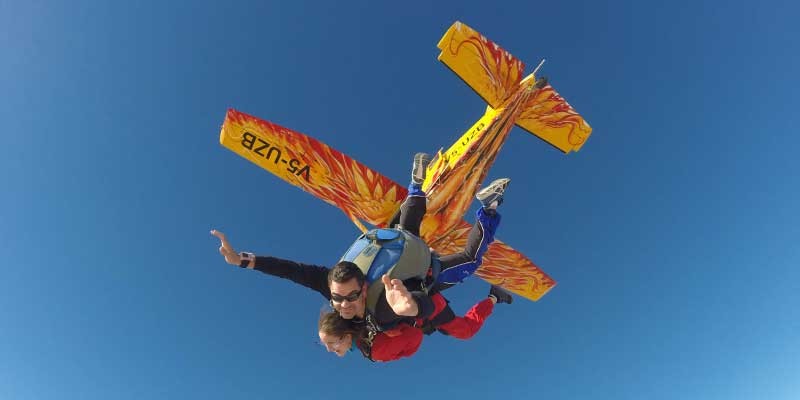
[330,289,362,303]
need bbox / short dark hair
[327,261,365,287]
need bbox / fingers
[382,275,411,294]
[211,229,234,252]
[382,275,400,291]
[390,279,406,293]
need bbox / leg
[433,178,509,291]
[388,153,431,237]
[393,184,427,237]
[434,207,501,291]
[435,298,494,340]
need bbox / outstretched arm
[211,229,331,300]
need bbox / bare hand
[211,229,241,266]
[382,274,419,317]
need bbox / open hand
[382,274,418,317]
[211,229,241,266]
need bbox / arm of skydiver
[211,229,330,299]
[251,256,330,299]
[369,324,424,362]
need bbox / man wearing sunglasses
[211,153,510,333]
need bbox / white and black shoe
[411,152,431,185]
[489,285,513,304]
[476,178,510,209]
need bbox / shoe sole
[476,178,510,202]
[412,153,431,183]
[490,286,514,304]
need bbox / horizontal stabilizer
[515,84,592,153]
[437,21,525,108]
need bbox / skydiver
[211,153,510,337]
[318,284,513,361]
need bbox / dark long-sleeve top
[251,256,435,329]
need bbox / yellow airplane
[218,21,592,301]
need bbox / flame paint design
[414,84,556,300]
[422,104,517,243]
[515,84,593,152]
[437,21,525,108]
[221,109,406,231]
[217,22,593,302]
[220,109,555,301]
[424,221,555,300]
[438,21,592,154]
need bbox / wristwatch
[239,252,255,268]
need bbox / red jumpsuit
[361,293,495,362]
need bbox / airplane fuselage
[421,74,540,246]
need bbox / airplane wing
[515,84,593,153]
[437,21,525,109]
[219,109,406,232]
[478,239,555,301]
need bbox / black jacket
[252,256,435,329]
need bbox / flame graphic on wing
[220,109,555,300]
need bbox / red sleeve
[369,325,423,362]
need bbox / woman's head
[318,311,357,357]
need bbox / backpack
[339,228,441,316]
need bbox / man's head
[318,311,355,357]
[327,261,367,319]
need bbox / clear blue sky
[2,1,798,399]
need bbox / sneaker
[489,285,513,304]
[411,153,431,185]
[476,178,510,209]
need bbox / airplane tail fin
[437,22,592,154]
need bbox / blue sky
[2,0,798,399]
